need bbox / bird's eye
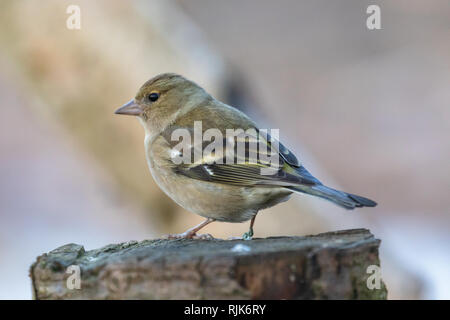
[148,92,159,102]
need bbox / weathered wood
[30,229,387,299]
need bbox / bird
[115,73,377,240]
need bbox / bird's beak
[115,99,143,116]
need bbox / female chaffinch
[115,73,376,239]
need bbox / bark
[30,228,387,299]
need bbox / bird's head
[115,73,211,135]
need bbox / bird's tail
[287,184,377,210]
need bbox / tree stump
[30,229,387,299]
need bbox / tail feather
[287,184,377,210]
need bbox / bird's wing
[162,126,320,188]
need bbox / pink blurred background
[0,0,449,299]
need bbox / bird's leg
[243,215,256,240]
[165,218,215,240]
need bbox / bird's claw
[242,231,253,241]
[163,232,214,240]
[192,233,214,240]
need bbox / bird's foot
[191,233,214,240]
[163,232,214,240]
[242,230,254,241]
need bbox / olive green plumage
[115,73,376,239]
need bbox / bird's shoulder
[156,100,304,169]
[150,99,322,187]
[175,100,257,131]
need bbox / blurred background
[0,0,449,299]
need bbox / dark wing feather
[171,129,319,188]
[262,130,301,167]
[176,163,314,187]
